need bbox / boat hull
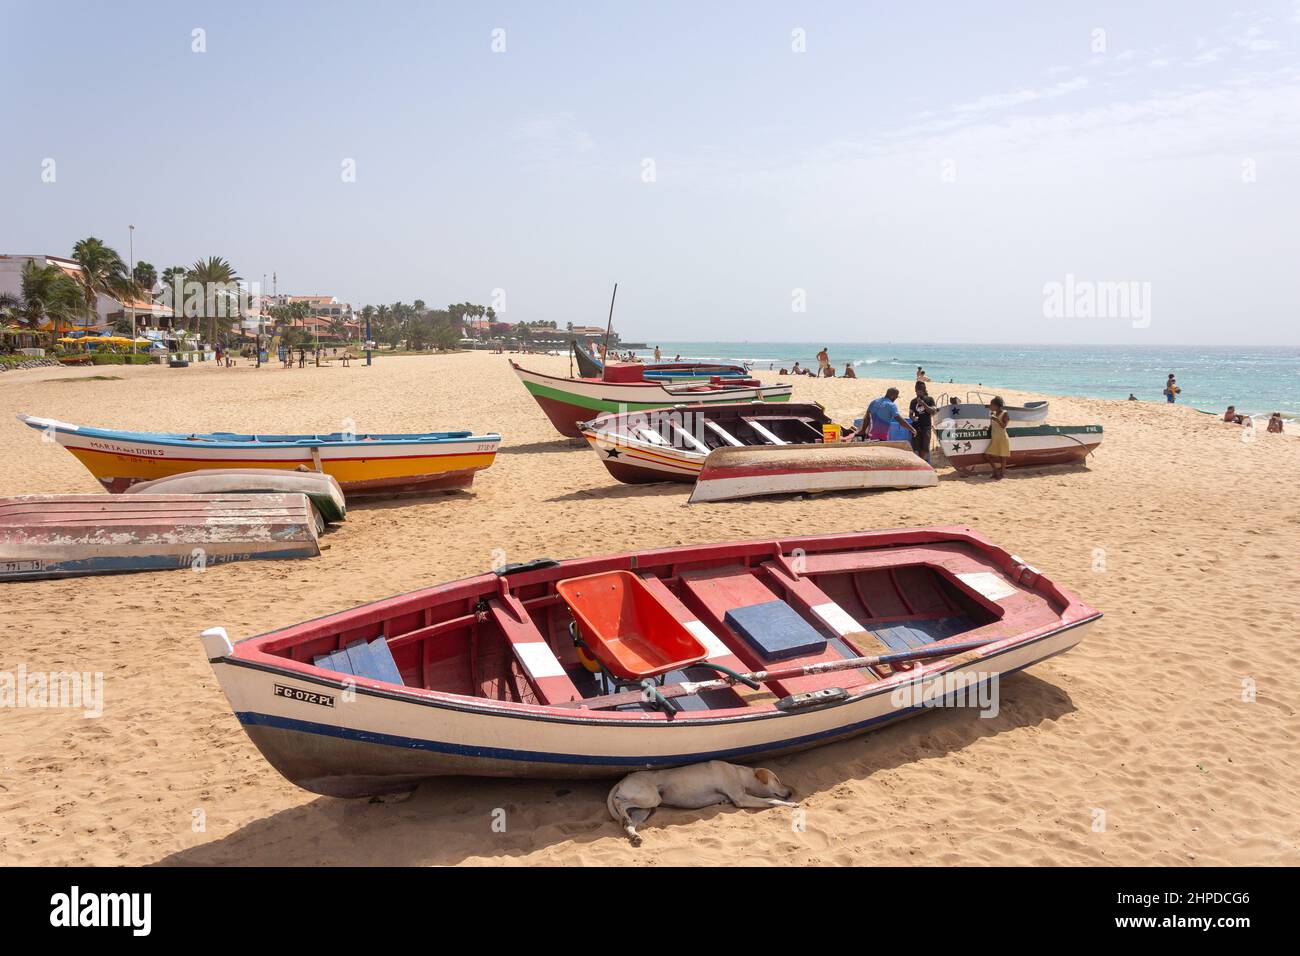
[18,414,500,499]
[941,424,1102,471]
[0,494,320,581]
[125,468,347,523]
[689,443,936,503]
[933,401,1050,427]
[202,525,1100,795]
[511,363,792,438]
[213,618,1090,794]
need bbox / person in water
[653,346,662,362]
[1164,374,1179,403]
[858,387,916,442]
[1267,412,1285,433]
[909,381,937,463]
[985,396,1011,479]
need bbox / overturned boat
[126,468,347,524]
[0,494,320,581]
[510,362,792,438]
[578,402,935,502]
[199,526,1099,796]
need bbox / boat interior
[596,404,834,452]
[257,540,1064,716]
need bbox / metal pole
[128,224,135,348]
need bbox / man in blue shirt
[860,387,916,442]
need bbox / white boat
[126,469,347,524]
[933,396,1050,427]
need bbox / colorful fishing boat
[199,526,1098,796]
[1,494,320,581]
[573,342,749,381]
[940,423,1103,472]
[580,402,836,484]
[126,469,347,523]
[578,402,935,502]
[510,362,793,438]
[17,414,501,498]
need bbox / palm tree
[16,261,90,330]
[187,256,241,345]
[71,237,133,314]
[133,261,158,292]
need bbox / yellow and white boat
[18,413,501,498]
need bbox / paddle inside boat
[201,526,1099,796]
[17,413,501,498]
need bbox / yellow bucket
[822,423,842,443]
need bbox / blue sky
[3,1,1298,344]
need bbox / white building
[0,253,173,332]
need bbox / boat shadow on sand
[497,438,587,455]
[154,672,1074,866]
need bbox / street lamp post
[128,224,135,348]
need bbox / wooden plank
[703,421,743,446]
[487,595,583,705]
[742,418,787,445]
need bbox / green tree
[132,261,158,292]
[15,261,90,330]
[71,237,133,313]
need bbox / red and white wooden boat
[0,494,320,581]
[578,403,935,502]
[200,526,1098,796]
[940,424,1103,472]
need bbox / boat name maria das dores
[88,440,166,457]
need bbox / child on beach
[1164,374,1180,403]
[985,396,1010,479]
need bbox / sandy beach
[1,351,1297,867]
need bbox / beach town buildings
[0,253,174,334]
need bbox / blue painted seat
[725,600,828,662]
[867,615,975,651]
[313,638,404,685]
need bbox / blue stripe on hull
[235,651,1067,769]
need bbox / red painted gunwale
[225,526,1099,724]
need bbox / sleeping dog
[607,760,798,845]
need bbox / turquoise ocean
[633,343,1299,421]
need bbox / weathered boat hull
[689,443,936,503]
[510,363,792,438]
[17,414,500,498]
[940,424,1102,471]
[579,402,835,485]
[220,620,1087,794]
[126,468,347,523]
[0,494,320,581]
[201,526,1099,795]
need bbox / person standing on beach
[858,387,916,442]
[1164,374,1179,403]
[654,345,662,362]
[985,396,1011,479]
[816,347,830,377]
[909,381,937,462]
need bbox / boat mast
[601,282,618,363]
